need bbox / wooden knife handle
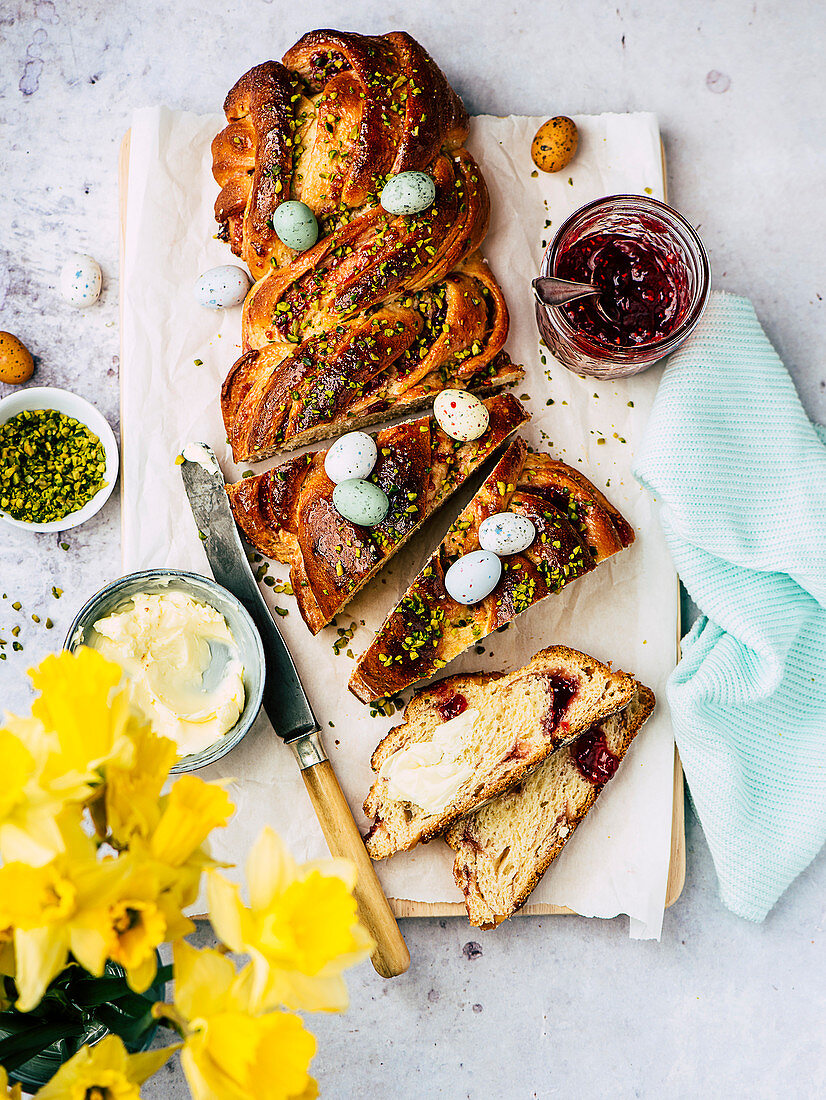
[300,759,410,979]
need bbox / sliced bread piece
[349,439,634,703]
[446,683,655,928]
[363,646,635,860]
[227,392,528,634]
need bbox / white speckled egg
[479,512,536,556]
[380,171,436,216]
[332,478,389,527]
[433,390,490,442]
[272,201,319,251]
[196,265,251,310]
[324,431,378,484]
[444,550,502,606]
[60,254,102,308]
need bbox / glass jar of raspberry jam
[535,195,710,378]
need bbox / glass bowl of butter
[65,569,265,772]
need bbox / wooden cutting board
[118,130,685,919]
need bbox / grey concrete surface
[1,2,825,1097]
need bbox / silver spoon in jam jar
[532,275,620,322]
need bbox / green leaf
[94,1005,154,1047]
[0,1021,84,1073]
[70,978,136,1008]
[155,963,173,986]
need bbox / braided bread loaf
[363,647,636,860]
[213,30,520,462]
[213,31,469,279]
[226,393,528,633]
[446,682,655,927]
[349,438,635,703]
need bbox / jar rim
[539,193,711,359]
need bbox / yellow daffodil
[149,776,234,869]
[0,650,166,866]
[34,1034,178,1100]
[208,827,372,1013]
[0,726,81,866]
[29,649,139,786]
[0,925,14,1011]
[0,838,131,1011]
[68,861,176,995]
[104,723,178,847]
[168,942,317,1100]
[0,727,35,820]
[128,775,235,917]
[0,1067,22,1099]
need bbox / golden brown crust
[446,684,655,927]
[213,31,518,463]
[362,646,637,860]
[224,258,516,462]
[213,31,470,279]
[348,442,635,703]
[226,393,530,633]
[212,61,304,276]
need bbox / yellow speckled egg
[531,116,579,173]
[0,332,34,384]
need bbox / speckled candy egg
[272,201,319,252]
[0,332,34,385]
[433,390,490,442]
[324,431,378,485]
[195,265,251,310]
[444,550,502,606]
[380,171,436,216]
[479,512,536,556]
[60,254,102,308]
[531,116,579,174]
[332,478,389,527]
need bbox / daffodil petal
[207,871,245,952]
[274,969,351,1014]
[150,776,234,867]
[13,925,70,1012]
[68,924,109,978]
[0,1066,22,1100]
[173,941,237,1022]
[34,1034,178,1099]
[246,826,297,910]
[124,1042,182,1085]
[300,857,357,892]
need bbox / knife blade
[180,443,410,979]
[180,443,319,745]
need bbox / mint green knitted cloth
[633,292,826,921]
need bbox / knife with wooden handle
[180,443,410,979]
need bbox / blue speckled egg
[272,201,319,251]
[380,171,436,216]
[444,550,502,606]
[332,478,389,527]
[324,431,378,484]
[479,512,536,556]
[196,265,251,309]
[60,254,102,308]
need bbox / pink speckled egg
[433,390,489,442]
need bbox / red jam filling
[572,727,620,784]
[542,674,578,732]
[555,230,689,347]
[435,691,468,723]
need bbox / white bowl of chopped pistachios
[0,386,119,532]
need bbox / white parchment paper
[122,107,677,938]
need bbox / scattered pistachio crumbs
[332,622,358,656]
[0,410,106,523]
